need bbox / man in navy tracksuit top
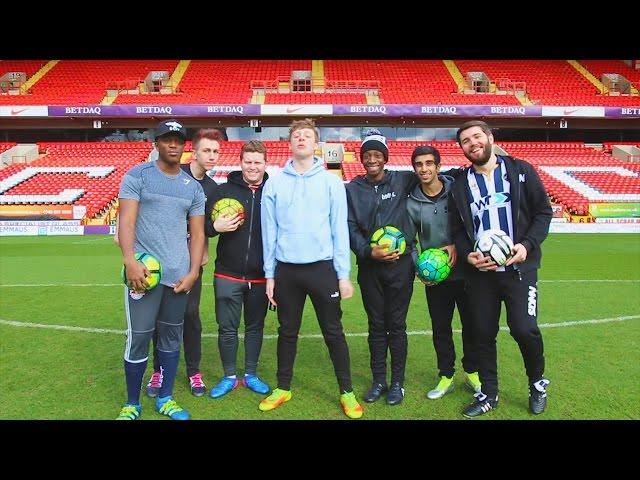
[406,145,481,401]
[449,120,552,417]
[207,140,271,399]
[346,130,418,406]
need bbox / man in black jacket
[346,129,418,406]
[208,140,271,399]
[449,120,552,417]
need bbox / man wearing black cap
[116,119,205,420]
[145,128,223,399]
[345,129,418,406]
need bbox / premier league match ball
[416,248,451,284]
[474,229,514,266]
[121,252,162,290]
[212,197,245,225]
[370,225,406,255]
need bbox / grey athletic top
[119,161,205,286]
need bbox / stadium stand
[324,60,520,105]
[263,93,367,104]
[114,60,311,105]
[499,142,640,215]
[0,142,151,218]
[455,60,639,106]
[0,60,179,105]
[1,59,638,222]
[3,59,637,106]
[0,142,17,153]
[0,138,638,219]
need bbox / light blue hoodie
[261,157,351,280]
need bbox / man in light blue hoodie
[258,118,363,419]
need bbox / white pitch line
[1,314,638,339]
[414,279,640,285]
[71,237,113,244]
[0,320,123,335]
[1,279,639,288]
[539,280,640,283]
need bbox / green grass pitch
[0,234,638,420]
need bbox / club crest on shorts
[129,290,145,300]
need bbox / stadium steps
[100,92,117,105]
[312,60,325,91]
[343,151,357,163]
[0,144,38,169]
[170,60,191,87]
[567,60,608,93]
[366,93,380,104]
[278,80,289,92]
[516,94,535,106]
[21,60,59,92]
[578,60,640,96]
[442,60,466,91]
[250,91,265,104]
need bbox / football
[121,252,162,290]
[474,229,514,266]
[416,248,451,284]
[370,225,406,255]
[212,197,245,225]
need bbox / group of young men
[116,117,552,420]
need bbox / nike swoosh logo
[286,106,304,113]
[11,108,28,115]
[563,108,579,115]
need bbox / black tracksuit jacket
[209,171,268,280]
[449,156,552,275]
[346,169,418,264]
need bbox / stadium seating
[0,142,151,218]
[0,142,17,154]
[114,60,312,105]
[324,60,520,105]
[1,139,638,218]
[0,60,45,82]
[263,93,367,104]
[1,60,179,105]
[579,60,640,94]
[455,60,640,106]
[603,141,640,153]
[499,142,640,215]
[3,60,638,106]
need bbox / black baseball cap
[154,119,187,140]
